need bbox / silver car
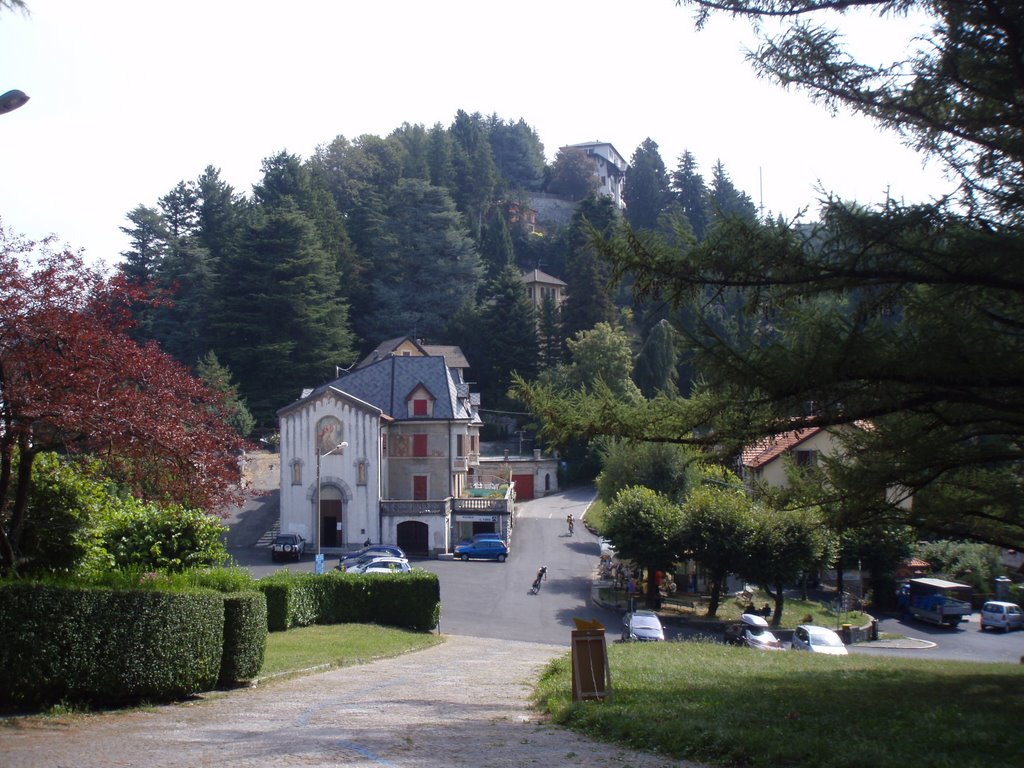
[790,624,848,655]
[621,610,665,642]
[980,601,1024,632]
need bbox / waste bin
[571,622,611,702]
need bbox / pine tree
[623,138,671,231]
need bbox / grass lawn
[534,641,1024,768]
[260,624,443,679]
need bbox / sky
[1,0,953,267]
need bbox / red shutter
[413,434,428,457]
[413,475,428,500]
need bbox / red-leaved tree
[0,222,247,575]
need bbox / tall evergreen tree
[671,150,710,241]
[709,159,758,223]
[623,138,671,231]
[537,293,565,369]
[476,263,540,408]
[488,116,546,192]
[214,205,356,422]
[634,318,679,398]
[560,195,620,339]
[363,179,483,342]
[479,212,515,280]
[449,110,498,238]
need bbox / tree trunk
[706,576,723,617]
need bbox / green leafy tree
[604,486,685,609]
[623,138,672,231]
[595,440,700,505]
[538,322,642,403]
[739,507,829,625]
[914,539,1007,594]
[546,147,599,201]
[16,452,111,577]
[99,499,229,573]
[678,471,758,617]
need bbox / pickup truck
[897,577,973,627]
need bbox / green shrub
[0,582,223,708]
[218,592,267,687]
[256,570,440,632]
[257,571,317,631]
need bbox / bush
[256,570,439,632]
[0,582,223,708]
[218,592,267,687]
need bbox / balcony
[380,500,448,517]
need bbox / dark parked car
[453,539,508,562]
[337,544,405,569]
[271,533,306,562]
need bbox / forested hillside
[119,109,757,429]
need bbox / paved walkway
[0,635,699,768]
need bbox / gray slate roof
[331,354,475,422]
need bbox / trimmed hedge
[0,582,224,708]
[257,570,439,632]
[218,592,268,687]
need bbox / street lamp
[0,89,29,116]
[316,441,348,556]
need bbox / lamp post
[316,442,348,556]
[0,89,29,116]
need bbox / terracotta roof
[740,428,821,469]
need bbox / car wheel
[461,554,469,562]
[497,554,506,562]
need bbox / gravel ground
[0,634,704,768]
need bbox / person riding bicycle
[532,566,547,593]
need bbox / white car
[790,624,848,655]
[346,556,411,574]
[980,601,1024,632]
[724,613,784,650]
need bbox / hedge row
[0,583,267,709]
[258,570,440,633]
[0,569,438,709]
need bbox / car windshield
[632,614,661,630]
[810,630,844,647]
[276,535,299,544]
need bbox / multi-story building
[561,141,628,208]
[277,337,498,558]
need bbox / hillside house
[561,141,628,208]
